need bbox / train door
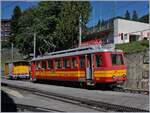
[4,63,9,78]
[86,54,94,85]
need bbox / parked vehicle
[4,60,30,79]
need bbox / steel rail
[3,103,64,112]
[16,104,65,112]
[113,86,149,95]
[2,83,148,112]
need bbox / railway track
[16,104,65,112]
[4,79,149,95]
[2,83,148,112]
[113,86,149,95]
[3,103,64,112]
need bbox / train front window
[96,54,102,67]
[111,54,124,65]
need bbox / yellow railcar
[4,60,30,79]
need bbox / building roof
[5,60,29,64]
[1,19,11,22]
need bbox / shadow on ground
[1,90,17,112]
[33,79,114,91]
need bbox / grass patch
[115,40,149,54]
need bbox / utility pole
[34,33,36,58]
[79,15,82,47]
[113,1,116,47]
[11,43,13,62]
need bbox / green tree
[16,2,62,56]
[97,20,101,30]
[10,6,22,44]
[139,14,148,23]
[55,1,91,50]
[15,1,91,56]
[132,10,138,21]
[101,19,105,26]
[125,10,130,20]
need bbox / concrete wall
[114,19,150,44]
[122,50,149,90]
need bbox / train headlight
[112,75,116,79]
[122,74,126,78]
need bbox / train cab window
[64,58,71,68]
[111,54,124,65]
[47,60,53,69]
[72,57,77,68]
[96,54,102,67]
[42,61,46,69]
[80,56,85,68]
[36,61,41,69]
[55,59,62,69]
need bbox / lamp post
[79,15,82,47]
[33,33,36,58]
[11,43,13,62]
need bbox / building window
[121,33,124,40]
[96,54,102,67]
[147,32,150,37]
[124,34,128,40]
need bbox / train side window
[64,58,71,68]
[42,61,46,69]
[80,56,85,68]
[96,54,102,67]
[36,61,41,69]
[72,57,77,68]
[47,60,53,69]
[55,59,62,69]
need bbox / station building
[84,18,150,44]
[113,18,150,44]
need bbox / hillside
[116,40,149,54]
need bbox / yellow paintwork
[4,64,9,76]
[13,66,29,75]
[35,69,126,78]
[35,71,85,77]
[94,70,126,77]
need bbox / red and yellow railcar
[31,45,127,86]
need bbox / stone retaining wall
[123,50,149,90]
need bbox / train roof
[5,60,29,64]
[31,44,123,61]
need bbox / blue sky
[1,1,149,27]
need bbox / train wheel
[31,77,37,83]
